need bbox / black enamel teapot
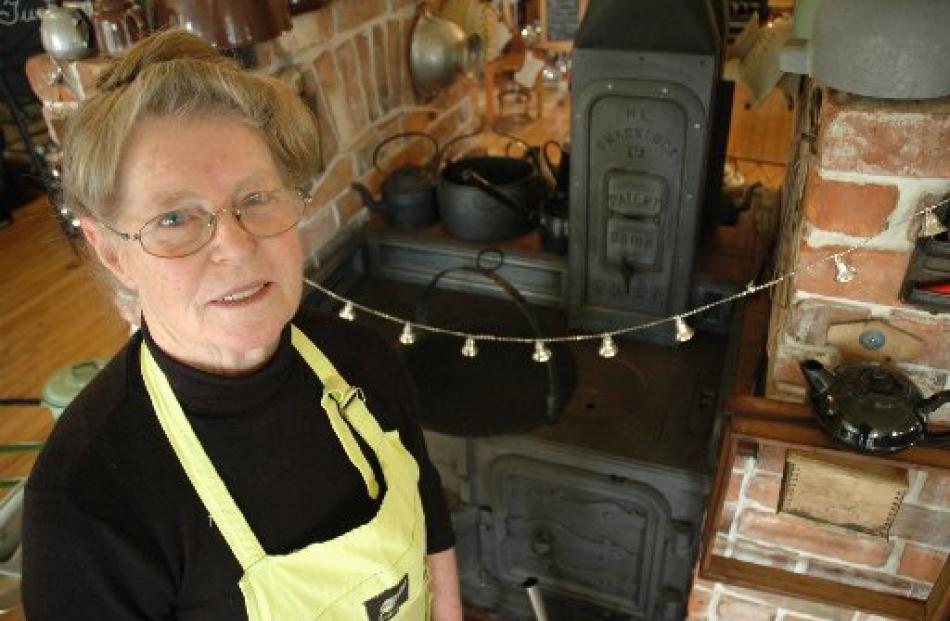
[801,359,950,453]
[351,131,440,229]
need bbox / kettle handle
[914,389,950,416]
[372,131,440,177]
[542,140,562,177]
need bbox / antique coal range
[569,0,729,344]
[304,223,739,621]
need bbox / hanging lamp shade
[153,0,292,49]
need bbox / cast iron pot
[437,133,543,242]
[801,359,950,453]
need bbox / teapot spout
[350,183,387,214]
[800,359,835,397]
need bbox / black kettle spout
[800,359,835,397]
[350,183,387,215]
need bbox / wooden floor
[0,82,791,619]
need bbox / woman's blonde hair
[62,28,321,221]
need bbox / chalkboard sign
[541,0,588,44]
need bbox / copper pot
[152,0,291,49]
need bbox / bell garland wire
[303,195,949,350]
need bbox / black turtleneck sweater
[22,311,454,621]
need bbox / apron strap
[292,326,380,500]
[140,344,266,570]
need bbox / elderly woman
[22,30,462,621]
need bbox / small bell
[338,301,356,321]
[833,254,856,283]
[598,334,618,358]
[674,316,694,343]
[532,340,552,363]
[745,280,757,294]
[461,337,478,358]
[398,322,416,345]
[922,208,948,237]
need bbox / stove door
[569,78,710,342]
[483,455,681,620]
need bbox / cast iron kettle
[351,131,440,229]
[801,359,950,453]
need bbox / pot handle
[916,389,950,447]
[372,131,440,177]
[460,167,536,220]
[414,253,562,423]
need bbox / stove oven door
[480,454,691,621]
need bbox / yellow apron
[140,325,430,621]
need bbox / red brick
[311,50,358,147]
[729,538,799,570]
[333,0,385,33]
[400,15,417,105]
[755,445,788,475]
[805,558,916,597]
[727,585,855,621]
[891,504,950,548]
[719,501,738,534]
[786,298,872,346]
[372,25,394,113]
[793,243,911,307]
[300,204,338,256]
[737,509,893,566]
[402,111,438,133]
[769,351,808,391]
[336,188,364,223]
[290,7,334,47]
[920,469,950,507]
[888,310,950,370]
[898,542,948,583]
[386,19,403,107]
[716,594,776,621]
[802,170,899,237]
[747,473,781,509]
[311,156,355,207]
[299,68,339,163]
[335,41,369,129]
[354,33,381,122]
[818,93,950,177]
[727,468,744,502]
[687,583,712,616]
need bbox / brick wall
[686,81,950,621]
[687,445,950,621]
[764,85,950,419]
[253,0,479,262]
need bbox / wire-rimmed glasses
[102,188,309,258]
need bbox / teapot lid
[826,363,923,436]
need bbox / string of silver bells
[305,195,949,361]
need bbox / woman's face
[85,115,304,373]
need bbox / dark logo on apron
[363,573,409,621]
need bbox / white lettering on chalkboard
[1,0,40,26]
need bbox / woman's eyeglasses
[102,189,309,258]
